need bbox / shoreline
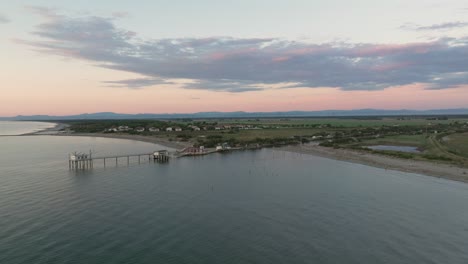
[280,143,468,183]
[21,131,468,183]
[0,121,63,136]
[21,122,69,135]
[50,133,191,150]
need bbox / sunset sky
[1,0,467,116]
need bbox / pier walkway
[69,150,173,170]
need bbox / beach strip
[281,144,468,183]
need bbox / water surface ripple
[1,136,468,264]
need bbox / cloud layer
[20,8,468,92]
[0,14,10,23]
[401,21,468,31]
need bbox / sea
[1,122,468,264]
[0,121,57,136]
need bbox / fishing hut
[69,150,171,170]
[69,151,93,170]
[153,150,170,162]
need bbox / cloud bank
[401,21,468,31]
[19,8,468,92]
[0,14,10,23]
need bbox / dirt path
[428,135,466,162]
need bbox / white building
[175,127,182,132]
[149,127,160,132]
[118,125,130,131]
[166,127,173,132]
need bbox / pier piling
[69,151,171,170]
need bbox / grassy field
[155,128,323,145]
[218,128,321,141]
[217,117,468,127]
[442,133,468,158]
[358,134,429,148]
[353,133,468,166]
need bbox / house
[191,126,201,131]
[107,127,118,132]
[166,127,173,132]
[214,126,223,130]
[154,150,169,156]
[153,150,169,161]
[118,125,130,131]
[149,127,160,132]
[174,127,182,132]
[222,143,231,149]
[182,146,205,154]
[135,127,145,132]
[216,142,231,151]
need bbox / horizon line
[2,108,468,119]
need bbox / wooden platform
[69,151,171,170]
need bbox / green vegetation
[217,116,461,127]
[360,134,428,147]
[370,150,415,159]
[63,116,468,166]
[440,133,468,158]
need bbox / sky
[0,0,467,116]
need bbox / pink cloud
[350,43,437,57]
[284,46,332,56]
[272,56,290,62]
[370,62,413,72]
[209,47,258,60]
[18,9,468,93]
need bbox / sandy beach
[281,143,468,183]
[52,133,192,150]
[22,122,70,135]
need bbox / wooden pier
[69,150,171,170]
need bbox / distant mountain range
[1,109,468,120]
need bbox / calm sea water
[1,134,468,263]
[0,121,56,135]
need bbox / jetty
[68,144,255,170]
[69,150,172,170]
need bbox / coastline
[51,133,191,150]
[21,122,69,135]
[27,131,468,183]
[0,121,63,136]
[280,143,468,183]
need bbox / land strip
[281,143,468,183]
[27,116,468,183]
